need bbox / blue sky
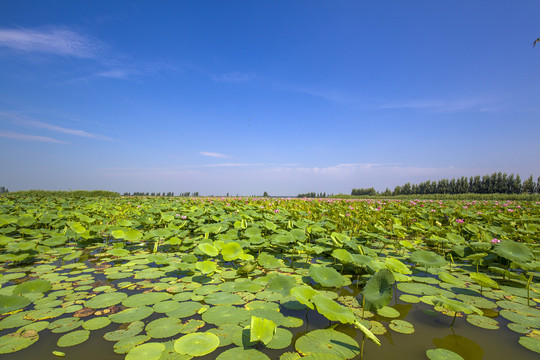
[1,1,539,195]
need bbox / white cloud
[0,130,67,143]
[377,97,498,113]
[199,151,231,158]
[0,111,111,140]
[0,27,103,58]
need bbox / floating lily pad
[126,342,165,360]
[202,305,251,326]
[389,319,414,334]
[166,301,203,318]
[180,319,205,333]
[0,330,39,354]
[215,347,270,360]
[295,329,360,359]
[519,335,540,353]
[109,306,154,323]
[266,328,293,349]
[377,306,400,318]
[57,329,90,347]
[13,279,52,295]
[123,292,171,307]
[466,315,499,329]
[113,334,150,354]
[146,317,183,338]
[82,316,111,330]
[103,321,144,341]
[174,332,220,357]
[0,295,31,315]
[204,292,243,305]
[426,348,464,360]
[86,292,128,309]
[48,317,82,333]
[208,323,242,347]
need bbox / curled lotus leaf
[469,272,499,289]
[221,242,244,261]
[362,269,395,311]
[199,243,219,257]
[385,257,412,274]
[250,316,276,345]
[290,286,319,310]
[311,294,355,324]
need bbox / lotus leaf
[466,315,499,329]
[309,264,348,288]
[221,242,244,261]
[258,252,282,269]
[204,291,243,305]
[103,321,144,341]
[48,317,82,333]
[216,347,270,360]
[166,301,203,318]
[13,279,51,294]
[385,257,412,274]
[122,292,171,307]
[519,336,540,354]
[146,317,183,338]
[469,272,499,289]
[57,329,90,347]
[82,316,111,330]
[410,250,446,269]
[250,316,276,345]
[362,269,395,311]
[295,329,360,359]
[389,319,415,334]
[0,295,31,314]
[199,243,219,257]
[426,348,464,360]
[109,306,154,323]
[267,274,296,296]
[174,332,220,356]
[126,342,165,360]
[311,294,355,324]
[493,240,534,264]
[113,334,150,354]
[85,292,127,309]
[0,330,39,354]
[154,300,181,313]
[377,306,400,318]
[202,305,251,326]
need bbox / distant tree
[0,186,9,193]
[263,191,269,197]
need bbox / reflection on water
[433,334,484,360]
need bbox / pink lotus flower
[491,238,501,244]
[455,219,464,223]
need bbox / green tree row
[352,172,540,196]
[8,190,120,198]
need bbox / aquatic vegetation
[0,195,538,358]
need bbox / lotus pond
[0,196,538,359]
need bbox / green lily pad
[519,336,540,353]
[0,330,39,354]
[493,240,534,264]
[82,316,111,330]
[410,250,446,269]
[290,286,318,310]
[204,292,243,305]
[266,328,293,349]
[109,306,154,323]
[469,272,499,289]
[57,329,90,347]
[13,279,52,295]
[48,317,82,333]
[199,243,219,257]
[208,323,242,347]
[311,294,355,324]
[180,319,205,333]
[103,321,144,341]
[295,329,360,359]
[221,242,243,261]
[389,319,414,334]
[0,295,31,315]
[202,305,251,326]
[466,315,499,329]
[154,300,181,313]
[174,332,220,357]
[145,317,184,338]
[85,292,128,309]
[267,274,297,296]
[123,292,171,307]
[426,348,464,360]
[258,253,282,269]
[377,306,400,318]
[126,342,165,360]
[309,265,348,288]
[113,334,150,354]
[166,301,203,318]
[216,347,270,360]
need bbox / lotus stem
[451,312,457,328]
[360,335,365,360]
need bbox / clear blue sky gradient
[1,1,539,195]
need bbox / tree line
[353,172,540,196]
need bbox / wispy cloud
[0,27,103,58]
[0,111,111,140]
[212,71,255,83]
[202,163,299,168]
[0,130,67,143]
[199,151,231,158]
[377,97,498,113]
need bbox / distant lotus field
[0,196,538,359]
